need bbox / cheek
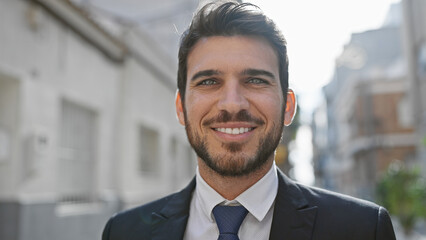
[266,103,284,121]
[185,94,214,122]
[251,93,284,119]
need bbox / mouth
[213,127,255,135]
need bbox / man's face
[176,36,293,177]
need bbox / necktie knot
[213,205,248,240]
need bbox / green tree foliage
[377,161,426,234]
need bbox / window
[185,146,196,176]
[0,76,19,164]
[418,42,426,77]
[0,127,10,162]
[169,137,178,182]
[169,136,195,182]
[139,125,159,174]
[58,100,97,203]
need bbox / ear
[284,89,297,126]
[175,90,186,126]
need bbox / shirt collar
[195,163,278,222]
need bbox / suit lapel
[149,170,318,240]
[269,170,317,240]
[151,178,195,240]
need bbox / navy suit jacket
[102,170,396,240]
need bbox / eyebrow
[241,68,276,80]
[190,69,221,82]
[189,68,276,82]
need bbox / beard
[184,109,284,177]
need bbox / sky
[246,0,400,184]
[249,0,400,116]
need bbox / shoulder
[277,170,382,216]
[278,171,381,214]
[102,178,196,240]
[112,193,176,225]
[298,183,380,212]
[276,171,395,239]
[295,182,395,239]
[102,193,176,240]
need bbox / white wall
[117,50,194,207]
[0,0,195,207]
[0,71,21,199]
[0,0,198,239]
[0,0,121,202]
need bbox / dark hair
[177,1,289,102]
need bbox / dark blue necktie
[212,205,248,240]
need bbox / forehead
[186,36,279,80]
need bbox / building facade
[313,1,426,203]
[0,0,198,239]
[313,2,419,199]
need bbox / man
[102,1,396,239]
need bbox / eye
[247,78,268,84]
[197,79,217,86]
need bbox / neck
[198,158,274,200]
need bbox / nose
[217,80,249,113]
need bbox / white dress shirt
[183,163,279,240]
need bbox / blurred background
[0,0,425,239]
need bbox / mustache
[203,110,265,126]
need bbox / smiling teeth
[215,127,252,135]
